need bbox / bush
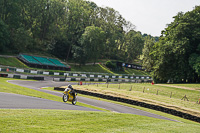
[105,61,116,69]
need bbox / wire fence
[79,82,200,104]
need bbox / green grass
[0,57,28,68]
[124,67,150,75]
[70,64,110,73]
[0,109,200,133]
[73,83,200,117]
[71,63,149,76]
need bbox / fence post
[143,87,145,93]
[130,85,132,91]
[170,92,172,98]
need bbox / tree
[64,0,93,61]
[94,7,128,59]
[78,26,105,65]
[0,19,9,53]
[124,30,144,62]
[149,6,200,83]
[142,36,155,72]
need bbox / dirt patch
[155,84,199,91]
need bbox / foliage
[105,61,116,69]
[142,6,200,83]
[0,0,145,64]
[0,19,9,53]
[76,26,105,65]
[142,36,156,72]
[124,30,144,62]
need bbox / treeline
[142,6,200,83]
[1,0,198,83]
[0,0,155,65]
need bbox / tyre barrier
[54,87,200,123]
[0,73,8,77]
[2,74,44,80]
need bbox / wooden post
[156,90,158,95]
[143,87,145,93]
[130,85,132,91]
[107,83,109,88]
[170,92,172,98]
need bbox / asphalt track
[4,80,178,122]
[0,92,99,111]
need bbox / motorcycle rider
[67,84,76,100]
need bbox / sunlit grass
[73,83,200,117]
[0,109,200,133]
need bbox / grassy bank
[0,109,200,133]
[0,57,28,68]
[72,83,200,117]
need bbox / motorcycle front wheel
[63,94,68,102]
[72,97,77,105]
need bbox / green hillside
[0,56,149,76]
[0,57,28,68]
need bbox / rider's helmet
[68,84,72,88]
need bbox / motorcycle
[62,88,77,105]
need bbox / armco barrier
[54,87,200,123]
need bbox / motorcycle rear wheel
[63,94,68,102]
